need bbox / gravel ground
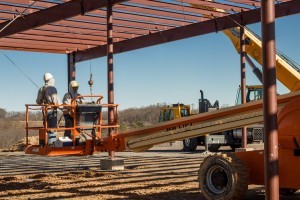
[0,142,299,200]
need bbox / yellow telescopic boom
[223,27,300,92]
[190,1,300,91]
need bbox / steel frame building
[1,0,300,199]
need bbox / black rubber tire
[279,188,298,195]
[183,138,198,152]
[199,153,249,200]
[208,144,221,152]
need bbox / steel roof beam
[0,13,143,37]
[93,9,189,26]
[0,0,129,38]
[179,0,247,12]
[0,42,69,53]
[0,3,177,30]
[127,0,227,17]
[114,4,204,22]
[31,0,199,24]
[75,0,300,62]
[121,0,224,17]
[6,33,105,46]
[0,14,140,42]
[0,37,97,51]
[0,3,187,37]
[228,0,261,7]
[1,0,198,24]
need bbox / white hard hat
[70,80,79,87]
[43,73,53,82]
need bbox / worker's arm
[61,93,72,114]
[36,87,43,104]
[62,93,72,105]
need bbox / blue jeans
[47,110,57,144]
[64,114,73,138]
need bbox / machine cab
[235,85,263,105]
[159,104,191,123]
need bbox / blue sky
[0,14,299,112]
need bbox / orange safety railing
[25,95,119,155]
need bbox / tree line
[0,102,203,131]
[0,108,43,121]
[0,104,164,130]
[0,105,162,148]
[0,103,201,149]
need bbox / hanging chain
[88,60,94,100]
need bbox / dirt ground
[0,142,299,200]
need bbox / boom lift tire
[207,144,221,152]
[279,188,298,195]
[199,153,248,200]
[183,138,198,151]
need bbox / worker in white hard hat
[62,80,83,138]
[36,73,60,105]
[36,73,61,145]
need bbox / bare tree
[0,108,7,118]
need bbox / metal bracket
[293,137,300,148]
[16,9,33,29]
[240,12,244,26]
[155,26,167,42]
[228,9,244,29]
[80,0,85,16]
[294,149,300,157]
[14,9,23,19]
[211,14,218,33]
[293,137,300,156]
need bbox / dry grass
[0,121,41,149]
[0,128,25,149]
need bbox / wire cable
[1,51,39,89]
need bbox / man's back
[37,85,59,104]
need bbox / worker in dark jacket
[36,73,61,145]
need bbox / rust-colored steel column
[107,0,115,159]
[67,52,76,85]
[261,0,279,199]
[240,27,247,148]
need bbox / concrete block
[235,148,255,152]
[100,158,125,171]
